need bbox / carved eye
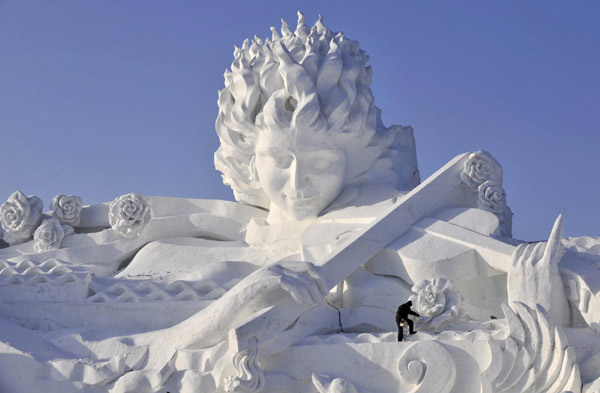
[272,154,293,169]
[311,158,331,171]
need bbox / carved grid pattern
[87,277,241,303]
[0,258,89,286]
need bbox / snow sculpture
[108,192,151,238]
[397,340,457,393]
[0,258,89,303]
[215,11,418,220]
[508,214,570,326]
[460,150,502,188]
[50,195,83,227]
[0,11,599,393]
[312,373,362,393]
[482,303,581,393]
[408,277,461,328]
[460,150,511,236]
[33,218,73,252]
[0,190,43,245]
[224,337,265,392]
[478,180,506,214]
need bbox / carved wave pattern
[224,337,264,392]
[483,302,581,393]
[0,258,89,286]
[87,277,241,303]
[397,340,457,393]
[297,303,580,393]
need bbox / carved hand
[170,260,328,349]
[238,261,328,312]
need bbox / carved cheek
[318,166,346,199]
[270,167,292,193]
[259,166,289,202]
[290,161,312,190]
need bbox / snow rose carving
[108,193,151,238]
[478,180,506,213]
[50,195,83,226]
[409,278,461,327]
[33,218,73,252]
[461,151,502,188]
[0,191,43,245]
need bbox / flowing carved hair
[215,12,419,209]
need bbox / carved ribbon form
[224,337,265,392]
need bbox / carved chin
[283,204,320,221]
[265,194,319,221]
[269,198,324,221]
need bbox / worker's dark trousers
[397,319,414,341]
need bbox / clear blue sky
[1,1,599,241]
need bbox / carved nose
[289,160,307,198]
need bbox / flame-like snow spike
[270,26,280,41]
[295,11,310,39]
[280,18,292,37]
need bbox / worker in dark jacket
[396,300,419,342]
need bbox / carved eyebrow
[306,149,343,158]
[259,146,341,159]
[260,147,292,156]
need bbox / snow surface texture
[0,12,599,393]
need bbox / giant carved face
[255,131,347,220]
[214,13,418,222]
